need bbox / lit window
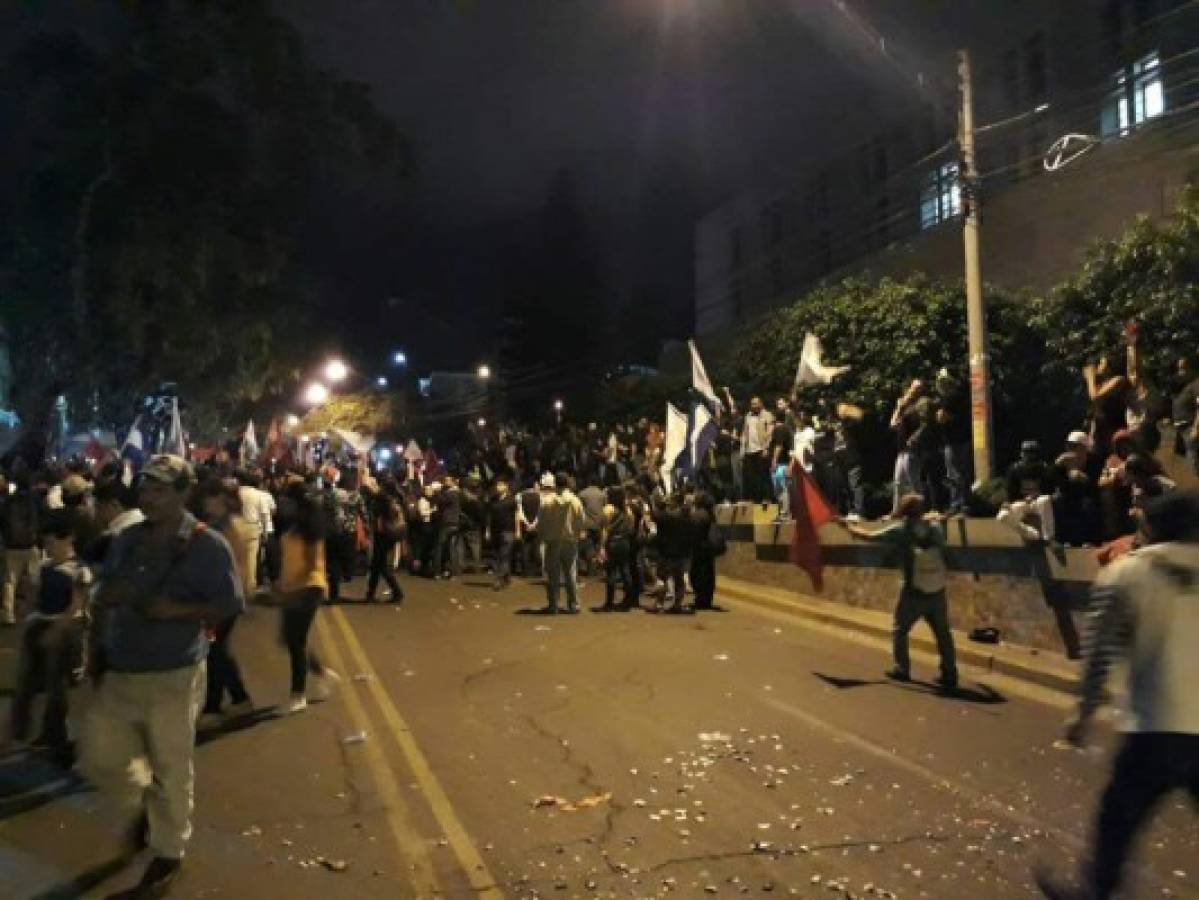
[920,162,962,230]
[1103,51,1164,136]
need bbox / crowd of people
[0,321,1196,897]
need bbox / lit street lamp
[376,376,389,388]
[303,382,330,407]
[392,350,408,367]
[324,359,349,383]
[476,364,491,380]
[553,398,564,424]
[477,418,487,428]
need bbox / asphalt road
[1,570,1197,899]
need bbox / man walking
[842,493,958,692]
[1035,490,1199,900]
[487,477,518,590]
[537,472,583,614]
[82,455,243,896]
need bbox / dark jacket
[654,504,694,560]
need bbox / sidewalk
[717,574,1081,696]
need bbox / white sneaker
[307,669,340,703]
[287,694,309,714]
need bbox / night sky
[282,0,931,372]
[2,0,953,376]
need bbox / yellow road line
[313,614,441,895]
[329,606,504,897]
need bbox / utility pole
[958,48,993,485]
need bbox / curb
[716,578,1080,697]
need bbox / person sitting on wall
[997,440,1055,542]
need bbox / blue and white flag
[683,399,718,476]
[120,415,146,472]
[660,402,688,493]
[163,399,187,458]
[688,339,722,411]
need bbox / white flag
[242,420,259,462]
[163,399,187,458]
[688,339,722,409]
[794,332,850,388]
[661,402,689,493]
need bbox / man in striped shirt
[1036,490,1199,900]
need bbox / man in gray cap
[82,454,243,897]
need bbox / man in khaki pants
[2,472,42,625]
[84,455,243,897]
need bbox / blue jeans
[944,443,971,513]
[893,451,922,511]
[772,465,791,519]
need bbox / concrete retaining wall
[715,503,1097,656]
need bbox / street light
[477,418,487,428]
[302,382,330,406]
[553,399,564,412]
[476,364,491,380]
[376,376,389,388]
[324,359,349,383]
[392,351,407,367]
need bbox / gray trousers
[542,540,578,611]
[892,587,958,685]
[80,662,206,859]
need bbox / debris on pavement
[317,857,349,873]
[341,731,368,744]
[530,791,612,812]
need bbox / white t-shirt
[793,426,817,472]
[239,486,274,536]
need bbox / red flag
[788,460,835,592]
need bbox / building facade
[695,0,1199,337]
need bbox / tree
[299,392,401,438]
[1032,185,1199,407]
[729,274,1053,474]
[0,1,408,448]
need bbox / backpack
[329,490,359,536]
[911,542,947,594]
[376,496,406,542]
[4,495,38,548]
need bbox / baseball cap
[61,474,90,497]
[1066,430,1090,447]
[139,454,195,487]
[540,472,555,488]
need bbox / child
[9,509,92,759]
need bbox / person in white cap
[536,472,583,613]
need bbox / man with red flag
[841,494,959,693]
[787,458,836,592]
